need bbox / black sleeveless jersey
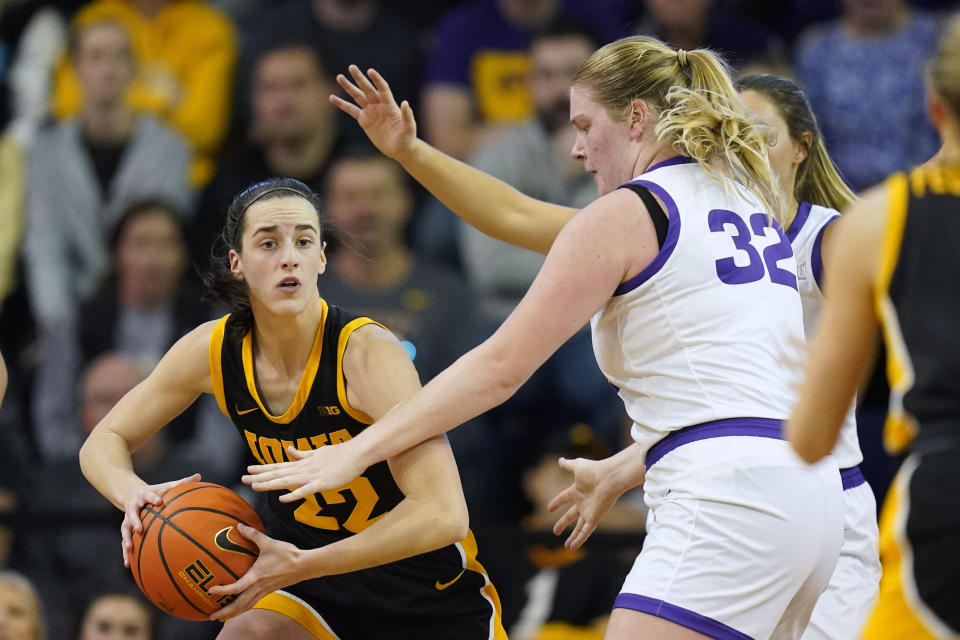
[208,300,405,550]
[876,166,960,455]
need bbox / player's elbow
[440,503,470,545]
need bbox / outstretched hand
[242,442,364,502]
[330,65,418,160]
[548,457,622,550]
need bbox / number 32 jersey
[591,158,806,458]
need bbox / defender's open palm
[242,442,363,503]
[548,457,621,551]
[330,65,417,159]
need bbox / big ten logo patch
[180,559,236,607]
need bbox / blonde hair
[736,75,857,219]
[0,571,46,640]
[930,13,960,120]
[573,37,785,222]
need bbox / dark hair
[530,19,599,52]
[253,35,329,82]
[324,141,412,193]
[736,74,856,213]
[94,198,189,299]
[72,589,157,640]
[201,177,324,340]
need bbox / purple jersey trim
[614,594,756,640]
[613,180,681,296]
[811,214,840,291]
[646,155,696,172]
[645,417,783,469]
[840,465,867,491]
[786,201,813,242]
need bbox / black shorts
[253,533,506,640]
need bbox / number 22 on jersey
[708,209,797,290]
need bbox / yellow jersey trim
[335,317,386,425]
[241,299,328,424]
[457,530,509,640]
[252,590,340,639]
[208,314,230,417]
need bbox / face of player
[79,596,151,640]
[0,583,40,640]
[740,90,808,204]
[569,86,636,196]
[325,157,413,254]
[116,208,187,308]
[74,22,134,109]
[229,196,326,316]
[252,48,332,145]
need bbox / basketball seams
[131,482,262,620]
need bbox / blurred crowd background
[0,0,954,637]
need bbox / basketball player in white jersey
[737,75,881,640]
[247,39,843,639]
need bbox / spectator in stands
[32,200,239,481]
[196,38,348,262]
[51,0,236,187]
[320,144,476,382]
[459,23,597,325]
[0,571,45,640]
[629,0,784,75]
[75,591,155,640]
[238,0,420,142]
[23,18,192,332]
[482,423,641,640]
[795,0,940,190]
[422,0,616,160]
[1,1,68,147]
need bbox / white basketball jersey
[590,159,807,459]
[788,202,863,468]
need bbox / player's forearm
[396,139,574,254]
[302,494,467,579]
[79,429,147,510]
[354,342,526,471]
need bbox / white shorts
[802,471,881,640]
[617,431,844,640]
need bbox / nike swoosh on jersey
[235,405,259,416]
[435,569,466,591]
[215,527,258,558]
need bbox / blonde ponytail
[573,37,784,223]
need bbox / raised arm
[212,324,469,619]
[331,66,576,254]
[79,320,218,562]
[787,185,888,462]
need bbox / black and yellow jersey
[875,165,960,454]
[208,300,403,550]
[207,300,506,635]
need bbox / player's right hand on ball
[120,473,201,567]
[330,65,417,161]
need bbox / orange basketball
[130,481,265,620]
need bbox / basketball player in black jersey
[79,178,506,639]
[788,13,960,639]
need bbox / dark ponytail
[201,178,324,340]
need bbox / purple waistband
[645,418,783,469]
[840,465,866,491]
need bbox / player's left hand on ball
[242,441,364,501]
[207,524,303,622]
